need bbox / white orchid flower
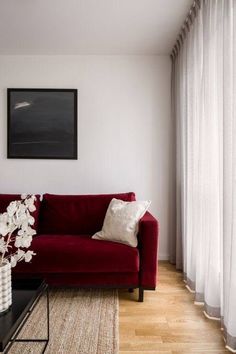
[7,201,18,217]
[14,236,22,248]
[16,249,25,261]
[28,216,35,226]
[15,234,33,248]
[21,235,33,248]
[0,213,8,223]
[10,255,17,267]
[0,213,10,236]
[0,222,9,237]
[29,204,36,212]
[10,250,25,267]
[25,197,36,212]
[27,227,36,237]
[24,250,36,262]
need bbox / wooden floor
[118,261,228,354]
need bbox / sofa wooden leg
[138,287,144,302]
[128,288,134,293]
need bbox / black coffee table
[0,279,49,354]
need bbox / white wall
[0,55,173,259]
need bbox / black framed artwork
[7,88,77,159]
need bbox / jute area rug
[11,288,119,354]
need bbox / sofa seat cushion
[15,234,139,274]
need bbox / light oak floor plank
[119,261,228,353]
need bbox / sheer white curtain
[171,0,236,351]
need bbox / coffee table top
[0,278,47,351]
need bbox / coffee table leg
[3,287,49,354]
[42,287,49,354]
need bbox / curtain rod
[170,0,201,60]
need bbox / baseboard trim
[158,254,170,261]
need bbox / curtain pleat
[171,0,236,351]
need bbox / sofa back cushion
[0,194,41,233]
[39,192,136,235]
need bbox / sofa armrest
[138,211,159,289]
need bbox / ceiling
[0,0,192,55]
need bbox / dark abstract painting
[7,89,77,159]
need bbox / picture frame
[7,88,78,159]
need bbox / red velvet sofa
[0,192,158,301]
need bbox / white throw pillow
[92,198,151,247]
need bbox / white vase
[0,261,12,314]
